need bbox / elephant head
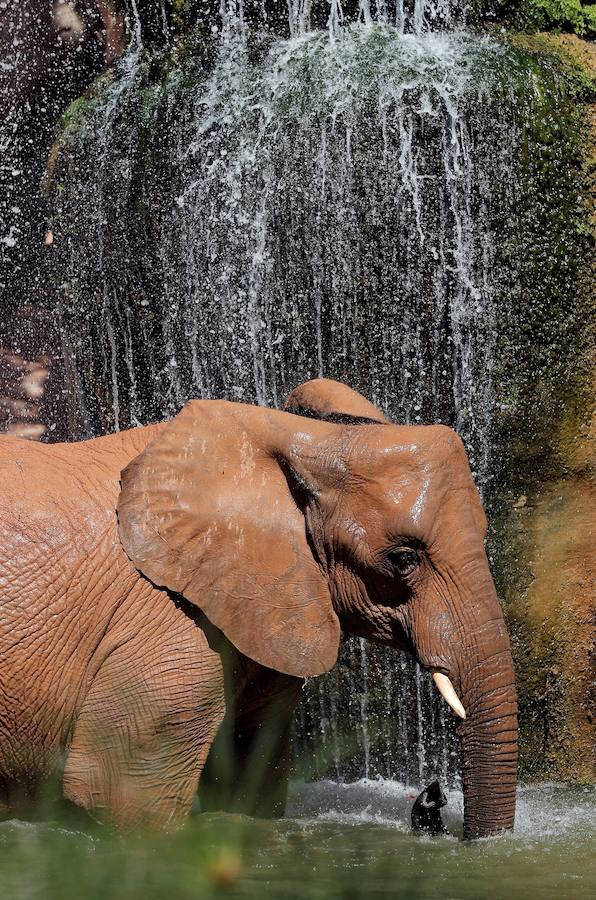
[117,391,517,839]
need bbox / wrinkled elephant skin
[0,385,517,836]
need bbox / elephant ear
[117,400,340,678]
[284,378,389,423]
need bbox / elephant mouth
[392,627,467,719]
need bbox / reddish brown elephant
[0,380,517,838]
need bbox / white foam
[287,778,596,843]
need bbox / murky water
[1,783,594,899]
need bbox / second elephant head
[118,391,517,839]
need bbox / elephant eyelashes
[388,548,419,576]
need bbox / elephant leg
[63,637,225,829]
[200,665,303,818]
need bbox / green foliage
[495,0,596,37]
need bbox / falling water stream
[49,4,577,787]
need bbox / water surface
[1,781,593,899]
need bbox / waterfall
[52,21,548,785]
[55,28,507,472]
[225,1,468,36]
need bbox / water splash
[287,780,596,842]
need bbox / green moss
[171,0,196,33]
[484,0,596,37]
[59,95,96,135]
[506,31,596,92]
[465,35,594,780]
[483,35,594,497]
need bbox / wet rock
[0,349,52,441]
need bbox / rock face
[502,477,595,782]
[0,1,126,440]
[45,21,594,783]
[492,35,595,783]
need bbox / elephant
[0,379,517,838]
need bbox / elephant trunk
[455,575,518,839]
[459,677,518,839]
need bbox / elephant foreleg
[199,666,303,818]
[63,637,225,829]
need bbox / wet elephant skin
[0,383,517,836]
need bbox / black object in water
[411,781,449,836]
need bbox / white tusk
[432,671,466,719]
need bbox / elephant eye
[389,548,419,576]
